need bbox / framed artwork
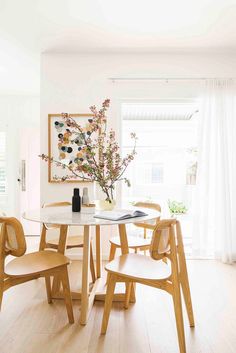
[48,113,95,183]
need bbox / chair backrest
[133,202,161,230]
[149,219,177,261]
[42,201,71,229]
[0,217,26,257]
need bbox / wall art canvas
[48,113,95,182]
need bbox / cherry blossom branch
[39,100,137,203]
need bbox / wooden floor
[1,240,236,353]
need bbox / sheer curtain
[192,79,236,263]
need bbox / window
[134,162,164,185]
[151,163,164,183]
[121,100,200,254]
[122,100,199,203]
[0,131,6,195]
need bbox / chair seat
[47,235,84,248]
[105,253,171,281]
[5,250,70,277]
[109,235,151,249]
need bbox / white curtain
[192,79,236,263]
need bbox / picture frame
[48,113,95,183]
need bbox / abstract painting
[48,113,95,182]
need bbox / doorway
[0,96,40,236]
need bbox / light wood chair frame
[108,201,161,261]
[101,219,195,353]
[39,201,96,283]
[0,217,74,324]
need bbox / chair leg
[172,282,186,353]
[90,243,96,283]
[51,275,61,296]
[101,273,116,334]
[45,276,52,304]
[180,271,195,327]
[109,243,117,261]
[60,267,74,324]
[176,221,195,327]
[129,282,136,303]
[106,244,117,285]
[39,224,47,251]
[124,282,132,309]
[169,223,186,353]
[144,228,147,255]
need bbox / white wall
[41,52,236,257]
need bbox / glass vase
[93,182,116,210]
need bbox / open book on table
[94,209,148,221]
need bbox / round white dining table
[23,206,160,325]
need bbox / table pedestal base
[52,280,135,303]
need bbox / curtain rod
[108,77,234,82]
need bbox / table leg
[96,225,101,278]
[80,225,91,325]
[118,224,129,253]
[52,225,68,296]
[39,224,47,250]
[118,224,136,303]
[57,225,68,254]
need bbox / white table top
[23,206,160,226]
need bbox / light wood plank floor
[1,239,236,353]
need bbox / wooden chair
[39,201,96,282]
[0,217,74,324]
[101,219,195,353]
[108,202,161,261]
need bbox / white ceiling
[0,0,236,93]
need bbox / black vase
[72,188,81,212]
